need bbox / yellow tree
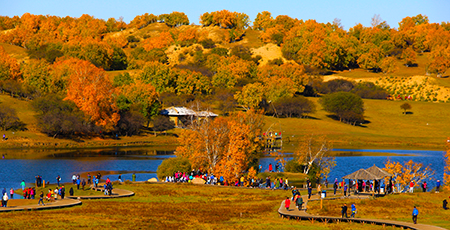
[253,11,274,31]
[293,135,331,175]
[380,56,398,74]
[64,58,119,130]
[0,47,21,81]
[384,159,435,192]
[234,82,264,110]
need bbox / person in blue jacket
[412,206,419,224]
[350,203,357,218]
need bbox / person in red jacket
[269,163,273,172]
[285,197,291,211]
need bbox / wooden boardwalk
[0,198,81,212]
[0,186,134,212]
[278,195,447,230]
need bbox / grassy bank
[2,88,450,152]
[0,182,445,229]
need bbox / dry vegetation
[0,182,445,229]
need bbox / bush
[157,157,191,179]
[320,91,364,124]
[352,82,389,99]
[210,47,228,57]
[152,115,175,133]
[32,95,90,138]
[268,96,316,118]
[200,38,216,49]
[285,160,303,173]
[115,110,145,136]
[0,104,26,131]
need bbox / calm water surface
[0,147,445,194]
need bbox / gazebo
[365,165,393,178]
[343,165,393,195]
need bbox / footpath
[0,184,134,212]
[278,194,447,230]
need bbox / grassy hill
[1,25,450,151]
[1,91,448,151]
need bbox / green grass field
[2,91,449,151]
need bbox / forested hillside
[0,11,449,140]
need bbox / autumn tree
[176,112,258,182]
[64,58,120,131]
[234,83,264,110]
[380,56,398,74]
[159,12,189,27]
[0,104,25,131]
[253,11,273,31]
[0,47,22,81]
[428,45,450,76]
[402,47,417,66]
[129,13,157,29]
[384,159,435,192]
[400,102,412,114]
[292,135,334,178]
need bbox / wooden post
[320,197,323,209]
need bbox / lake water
[260,149,445,190]
[0,147,445,195]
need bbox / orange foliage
[142,32,174,51]
[384,159,435,192]
[176,111,258,182]
[177,28,198,42]
[0,46,22,81]
[64,58,119,130]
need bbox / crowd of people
[164,169,291,190]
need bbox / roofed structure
[160,106,218,127]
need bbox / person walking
[56,175,61,187]
[285,197,291,211]
[333,180,338,195]
[20,180,25,190]
[341,203,348,218]
[60,185,65,199]
[422,181,427,192]
[132,173,136,182]
[412,206,419,224]
[9,188,14,199]
[350,203,357,218]
[2,192,8,207]
[436,180,441,193]
[38,191,45,206]
[296,195,303,210]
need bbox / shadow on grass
[325,115,371,127]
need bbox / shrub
[320,92,364,124]
[32,95,89,138]
[157,157,191,179]
[115,110,146,136]
[210,47,228,57]
[152,115,175,133]
[0,104,26,131]
[268,96,316,118]
[200,38,216,49]
[285,160,303,173]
